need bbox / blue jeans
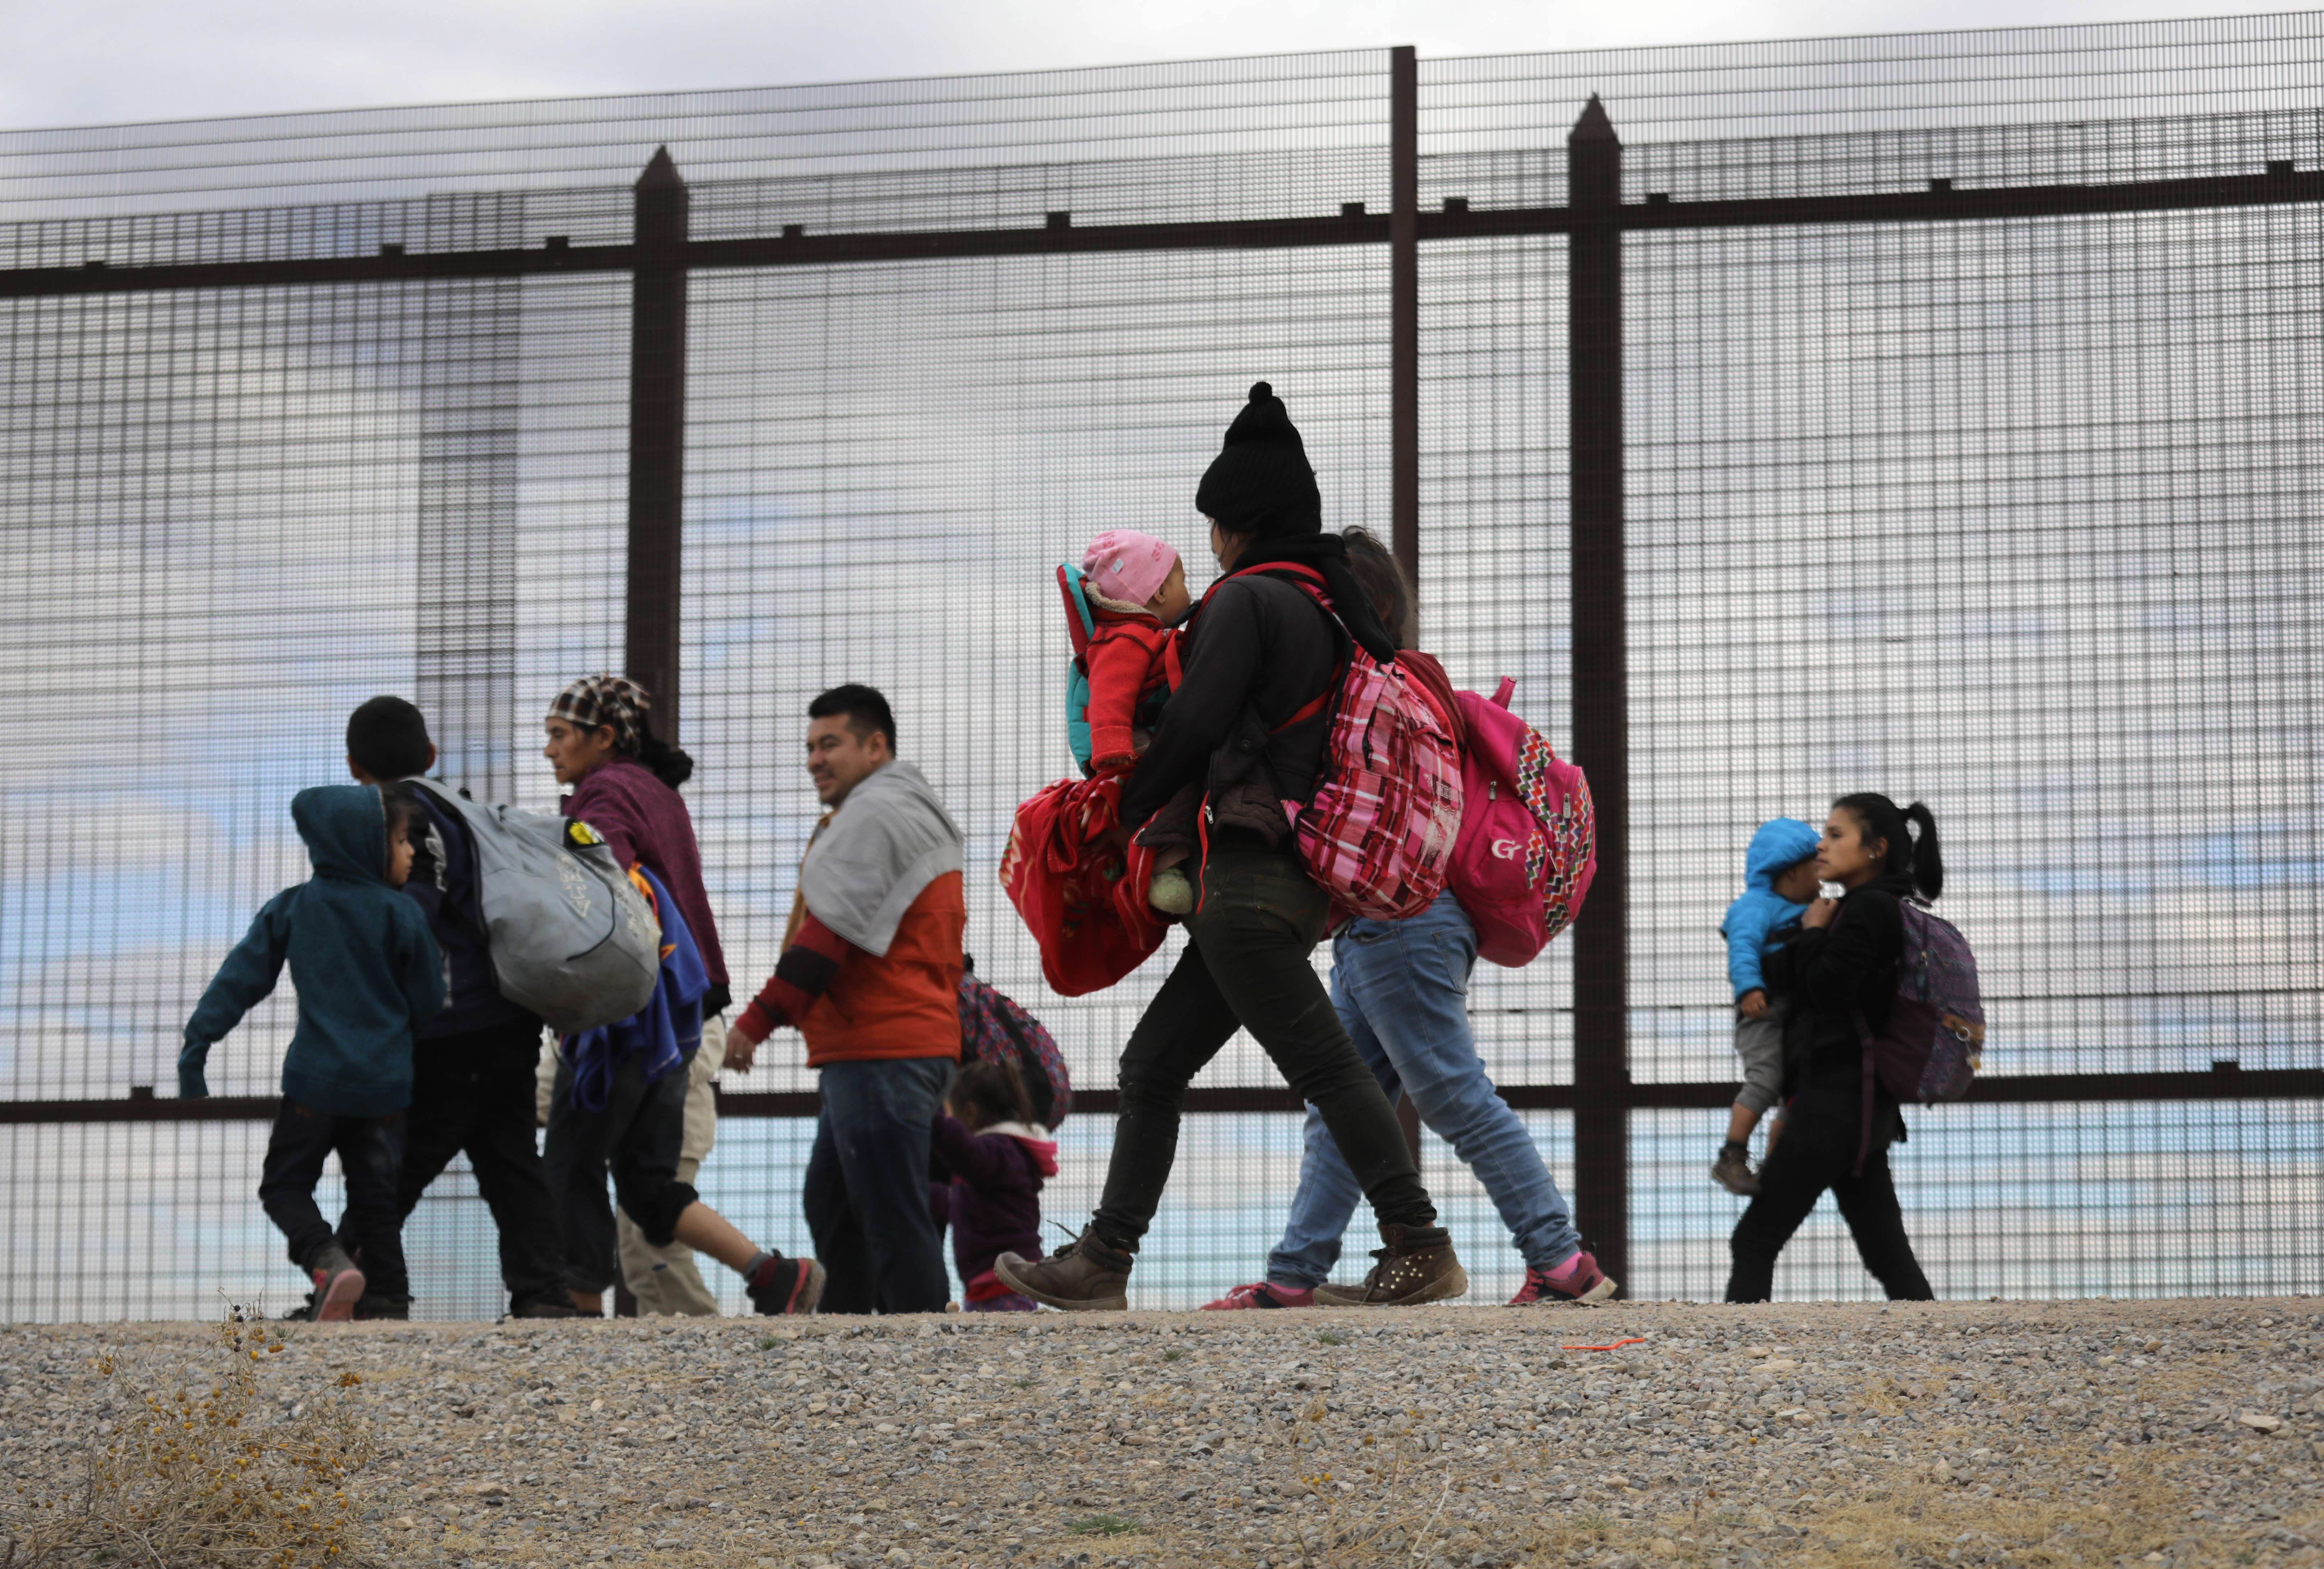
[1267,892,1584,1288]
[805,1056,955,1314]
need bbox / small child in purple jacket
[928,1059,1058,1312]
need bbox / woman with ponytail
[1725,793,1942,1303]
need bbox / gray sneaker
[1710,1146,1760,1196]
[305,1243,367,1322]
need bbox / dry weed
[1,1305,380,1569]
[1268,1396,1470,1566]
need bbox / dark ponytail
[1832,793,1944,901]
[633,713,695,790]
[1901,802,1943,900]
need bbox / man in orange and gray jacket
[724,684,965,1314]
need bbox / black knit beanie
[1194,381,1322,540]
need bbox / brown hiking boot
[1312,1224,1468,1307]
[993,1228,1132,1311]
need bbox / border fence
[4,15,2322,1319]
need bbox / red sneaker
[1201,1281,1315,1311]
[1508,1250,1617,1305]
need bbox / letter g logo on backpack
[1490,839,1521,860]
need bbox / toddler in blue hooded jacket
[1711,817,1822,1196]
[180,784,446,1319]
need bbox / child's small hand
[1801,896,1839,930]
[1737,989,1768,1021]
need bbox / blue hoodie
[180,785,447,1117]
[1719,817,1821,1001]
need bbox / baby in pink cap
[1067,529,1196,911]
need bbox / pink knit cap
[1081,530,1179,608]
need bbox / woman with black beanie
[1724,793,1943,1303]
[997,382,1465,1310]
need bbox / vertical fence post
[1567,95,1630,1292]
[1390,45,1427,1169]
[627,147,689,738]
[618,145,688,1320]
[1390,45,1420,595]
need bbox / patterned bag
[1249,565,1463,923]
[958,965,1073,1129]
[1850,899,1986,1172]
[1445,678,1597,967]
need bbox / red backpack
[1445,678,1596,966]
[1212,562,1464,923]
[999,772,1166,997]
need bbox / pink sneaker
[1508,1249,1617,1305]
[1201,1281,1315,1311]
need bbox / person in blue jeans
[1203,529,1617,1309]
[725,686,967,1314]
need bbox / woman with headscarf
[539,674,822,1316]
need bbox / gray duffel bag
[410,780,661,1035]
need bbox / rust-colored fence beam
[12,1066,2316,1125]
[8,169,2315,300]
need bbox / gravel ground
[7,1298,2324,1568]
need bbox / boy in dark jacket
[179,784,446,1321]
[344,695,573,1320]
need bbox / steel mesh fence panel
[1633,1101,2324,1302]
[1,18,2320,1319]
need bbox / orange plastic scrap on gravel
[1560,1337,1646,1352]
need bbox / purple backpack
[1852,899,1985,1172]
[958,966,1073,1130]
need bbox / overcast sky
[2,0,2288,129]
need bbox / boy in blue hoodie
[1712,817,1823,1196]
[179,785,447,1320]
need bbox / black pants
[389,1019,564,1311]
[258,1099,405,1286]
[1093,837,1436,1252]
[1725,1082,1934,1303]
[542,1051,699,1295]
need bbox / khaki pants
[536,1016,726,1317]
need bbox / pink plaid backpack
[1241,564,1463,923]
[1447,678,1597,967]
